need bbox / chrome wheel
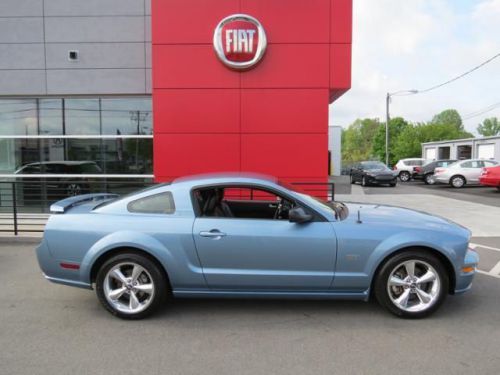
[387,260,440,313]
[425,174,435,185]
[103,262,155,315]
[399,172,410,182]
[451,176,465,188]
[67,183,82,196]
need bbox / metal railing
[0,179,335,236]
[0,179,154,235]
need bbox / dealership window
[0,97,153,174]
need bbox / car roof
[172,172,278,186]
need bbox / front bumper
[454,249,479,294]
[365,175,397,185]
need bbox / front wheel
[95,253,168,319]
[374,250,448,319]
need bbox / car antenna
[356,208,362,224]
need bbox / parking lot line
[477,269,500,279]
[488,261,500,276]
[469,243,500,252]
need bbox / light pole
[385,89,418,166]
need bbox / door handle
[199,230,226,239]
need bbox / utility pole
[385,90,419,167]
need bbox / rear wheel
[374,250,448,319]
[96,253,168,319]
[399,171,411,182]
[450,175,465,188]
[424,173,435,185]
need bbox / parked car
[14,161,103,200]
[393,158,427,182]
[37,173,478,320]
[350,161,397,187]
[479,165,500,191]
[434,159,499,188]
[413,160,457,185]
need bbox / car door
[192,187,337,291]
[462,161,483,183]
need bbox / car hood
[342,202,470,235]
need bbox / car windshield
[277,180,349,220]
[361,162,389,171]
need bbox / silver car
[434,159,499,188]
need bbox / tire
[424,173,435,185]
[362,176,368,187]
[374,250,448,319]
[95,252,168,320]
[350,174,355,184]
[399,171,411,182]
[496,187,500,192]
[450,175,465,188]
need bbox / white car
[393,158,427,182]
[434,159,499,188]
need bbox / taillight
[414,167,422,173]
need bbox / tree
[431,109,464,131]
[341,118,381,163]
[477,118,500,137]
[371,117,410,165]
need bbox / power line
[463,101,500,120]
[417,52,500,93]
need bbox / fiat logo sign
[213,14,267,70]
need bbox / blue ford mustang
[36,173,478,319]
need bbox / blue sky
[330,0,500,134]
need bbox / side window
[460,161,472,168]
[128,192,175,214]
[195,186,296,220]
[414,160,424,166]
[484,161,497,167]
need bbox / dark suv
[14,161,103,201]
[412,160,457,185]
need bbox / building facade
[0,0,352,207]
[422,136,500,161]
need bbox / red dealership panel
[152,0,352,185]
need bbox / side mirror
[289,206,313,224]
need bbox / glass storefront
[0,97,154,212]
[0,97,153,175]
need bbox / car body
[479,165,500,191]
[393,158,427,182]
[412,160,457,185]
[434,159,499,188]
[350,161,397,187]
[37,173,478,319]
[14,161,103,200]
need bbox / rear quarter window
[127,192,175,214]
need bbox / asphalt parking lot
[361,179,500,207]
[1,237,500,375]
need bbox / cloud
[330,0,500,134]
